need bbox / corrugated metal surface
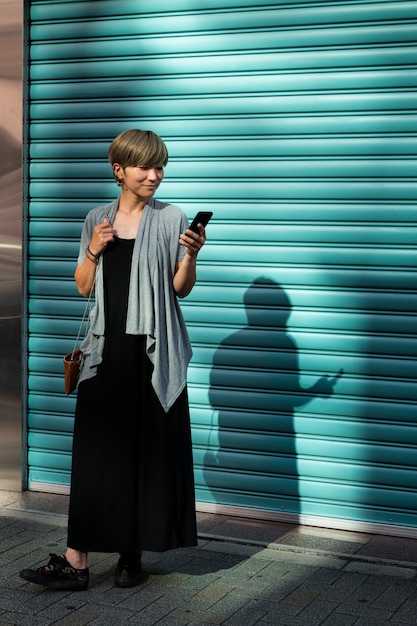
[27,1,417,530]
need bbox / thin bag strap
[71,279,95,360]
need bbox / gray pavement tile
[200,541,261,560]
[0,585,51,611]
[221,605,269,626]
[149,572,221,591]
[278,532,365,555]
[254,546,348,569]
[356,535,417,564]
[260,611,314,625]
[249,596,301,616]
[174,559,234,578]
[118,598,174,625]
[51,611,98,625]
[145,572,192,590]
[0,525,40,547]
[255,607,292,626]
[258,609,302,624]
[224,556,270,578]
[30,598,90,625]
[219,560,285,588]
[63,602,134,624]
[294,598,339,623]
[188,622,224,626]
[318,590,373,610]
[217,577,280,600]
[160,594,214,615]
[4,500,417,626]
[118,589,165,612]
[0,610,60,626]
[317,570,368,594]
[85,578,136,599]
[0,535,65,563]
[81,584,142,608]
[0,612,27,625]
[195,512,223,532]
[236,582,288,605]
[150,550,196,571]
[0,518,52,535]
[249,561,311,593]
[16,590,72,615]
[260,615,329,626]
[296,566,343,591]
[87,558,117,581]
[343,560,416,578]
[334,603,394,620]
[0,524,24,542]
[144,617,189,626]
[370,580,417,611]
[205,589,251,615]
[1,548,57,575]
[355,617,398,626]
[0,492,69,516]
[265,564,320,595]
[350,578,392,603]
[0,493,24,509]
[281,588,320,608]
[155,572,220,595]
[285,526,372,543]
[188,621,221,626]
[192,580,236,606]
[320,614,358,625]
[390,597,417,624]
[203,517,293,544]
[168,607,228,624]
[177,550,245,574]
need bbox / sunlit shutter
[27,1,417,534]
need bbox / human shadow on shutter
[205,277,340,515]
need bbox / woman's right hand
[75,219,114,297]
[89,218,114,256]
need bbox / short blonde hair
[108,129,168,176]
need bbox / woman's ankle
[65,548,88,570]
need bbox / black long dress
[67,236,197,553]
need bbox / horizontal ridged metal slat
[26,0,417,534]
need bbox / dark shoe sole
[20,569,88,591]
[114,565,142,588]
[114,575,142,588]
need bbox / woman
[20,129,206,590]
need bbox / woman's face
[113,163,164,200]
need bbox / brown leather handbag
[63,348,83,395]
[63,282,94,394]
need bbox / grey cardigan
[77,196,192,413]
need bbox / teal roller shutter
[27,1,417,533]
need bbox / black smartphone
[188,211,213,234]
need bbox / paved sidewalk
[0,491,417,625]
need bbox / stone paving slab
[0,516,416,624]
[1,492,417,625]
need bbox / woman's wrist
[183,250,198,264]
[86,246,100,264]
[87,245,100,259]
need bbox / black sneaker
[114,551,142,588]
[20,553,89,590]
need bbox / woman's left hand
[179,225,206,258]
[174,225,206,297]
